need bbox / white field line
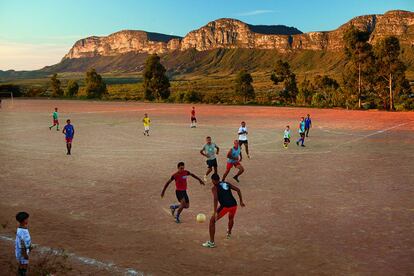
[0,235,143,276]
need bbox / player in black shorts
[200,136,220,181]
[202,173,245,248]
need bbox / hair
[206,136,211,139]
[66,119,70,123]
[177,162,185,168]
[211,173,220,181]
[301,117,304,119]
[16,212,29,223]
[286,125,290,128]
[55,107,58,110]
[307,114,310,116]
[241,121,245,124]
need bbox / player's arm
[200,148,207,157]
[211,186,219,220]
[62,126,66,134]
[227,148,235,160]
[189,172,205,185]
[228,183,245,207]
[161,177,173,197]
[215,145,219,155]
[72,127,75,137]
[19,237,29,259]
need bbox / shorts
[284,138,290,143]
[238,140,248,145]
[175,190,189,203]
[191,117,197,122]
[300,132,305,138]
[144,126,150,131]
[65,137,73,143]
[206,158,218,168]
[226,161,240,170]
[217,205,237,220]
[16,255,29,265]
[53,119,59,125]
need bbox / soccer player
[200,136,220,181]
[238,121,250,158]
[305,114,312,137]
[283,125,291,148]
[62,119,75,155]
[161,162,205,223]
[296,117,306,147]
[15,211,32,276]
[49,107,59,131]
[222,140,244,182]
[142,113,151,136]
[190,106,197,128]
[202,173,245,248]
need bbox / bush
[184,90,203,103]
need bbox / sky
[0,0,412,71]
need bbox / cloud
[0,41,70,70]
[236,10,275,16]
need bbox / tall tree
[85,68,107,99]
[235,70,255,103]
[343,25,375,108]
[65,80,79,97]
[143,54,170,101]
[374,36,408,110]
[50,73,63,97]
[270,60,298,103]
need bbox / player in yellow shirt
[143,113,151,136]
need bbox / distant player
[190,106,197,128]
[49,107,59,131]
[161,162,205,223]
[142,113,151,136]
[305,114,312,137]
[238,121,250,158]
[200,136,220,181]
[296,117,305,147]
[62,119,75,155]
[222,140,244,182]
[202,173,245,248]
[283,125,291,148]
[15,211,32,276]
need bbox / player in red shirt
[161,162,204,223]
[190,106,197,128]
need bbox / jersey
[217,182,237,207]
[305,117,312,128]
[238,126,248,141]
[171,170,190,191]
[143,117,150,127]
[191,109,196,117]
[15,227,31,264]
[203,143,217,160]
[52,111,58,120]
[299,121,305,133]
[227,146,241,163]
[284,129,291,139]
[63,124,74,138]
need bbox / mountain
[1,10,401,78]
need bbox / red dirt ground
[0,99,413,275]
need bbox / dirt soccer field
[0,99,413,275]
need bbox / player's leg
[56,121,59,131]
[226,206,237,238]
[244,142,250,158]
[204,207,226,247]
[305,128,309,137]
[175,192,189,223]
[301,133,305,146]
[222,163,232,181]
[233,164,244,182]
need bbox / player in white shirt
[238,121,250,158]
[15,212,32,276]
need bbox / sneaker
[49,126,52,130]
[203,175,208,182]
[296,141,299,146]
[226,233,231,239]
[301,144,306,147]
[233,175,239,183]
[202,241,216,248]
[175,215,181,223]
[247,155,250,159]
[170,205,177,217]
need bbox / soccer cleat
[301,144,306,147]
[202,241,216,248]
[233,175,239,183]
[170,205,177,217]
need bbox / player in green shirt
[49,107,59,131]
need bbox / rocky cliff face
[63,10,414,60]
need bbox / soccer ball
[196,213,206,223]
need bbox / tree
[342,25,375,108]
[374,36,408,110]
[235,70,255,103]
[143,54,170,101]
[313,75,344,107]
[270,60,298,103]
[50,73,63,97]
[85,68,107,99]
[297,77,314,106]
[65,80,79,97]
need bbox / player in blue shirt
[62,119,75,155]
[15,211,32,276]
[296,117,306,147]
[305,114,312,137]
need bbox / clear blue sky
[0,0,412,70]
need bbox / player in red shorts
[222,140,244,182]
[202,173,245,248]
[62,119,74,155]
[190,106,197,128]
[49,107,59,131]
[161,162,204,223]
